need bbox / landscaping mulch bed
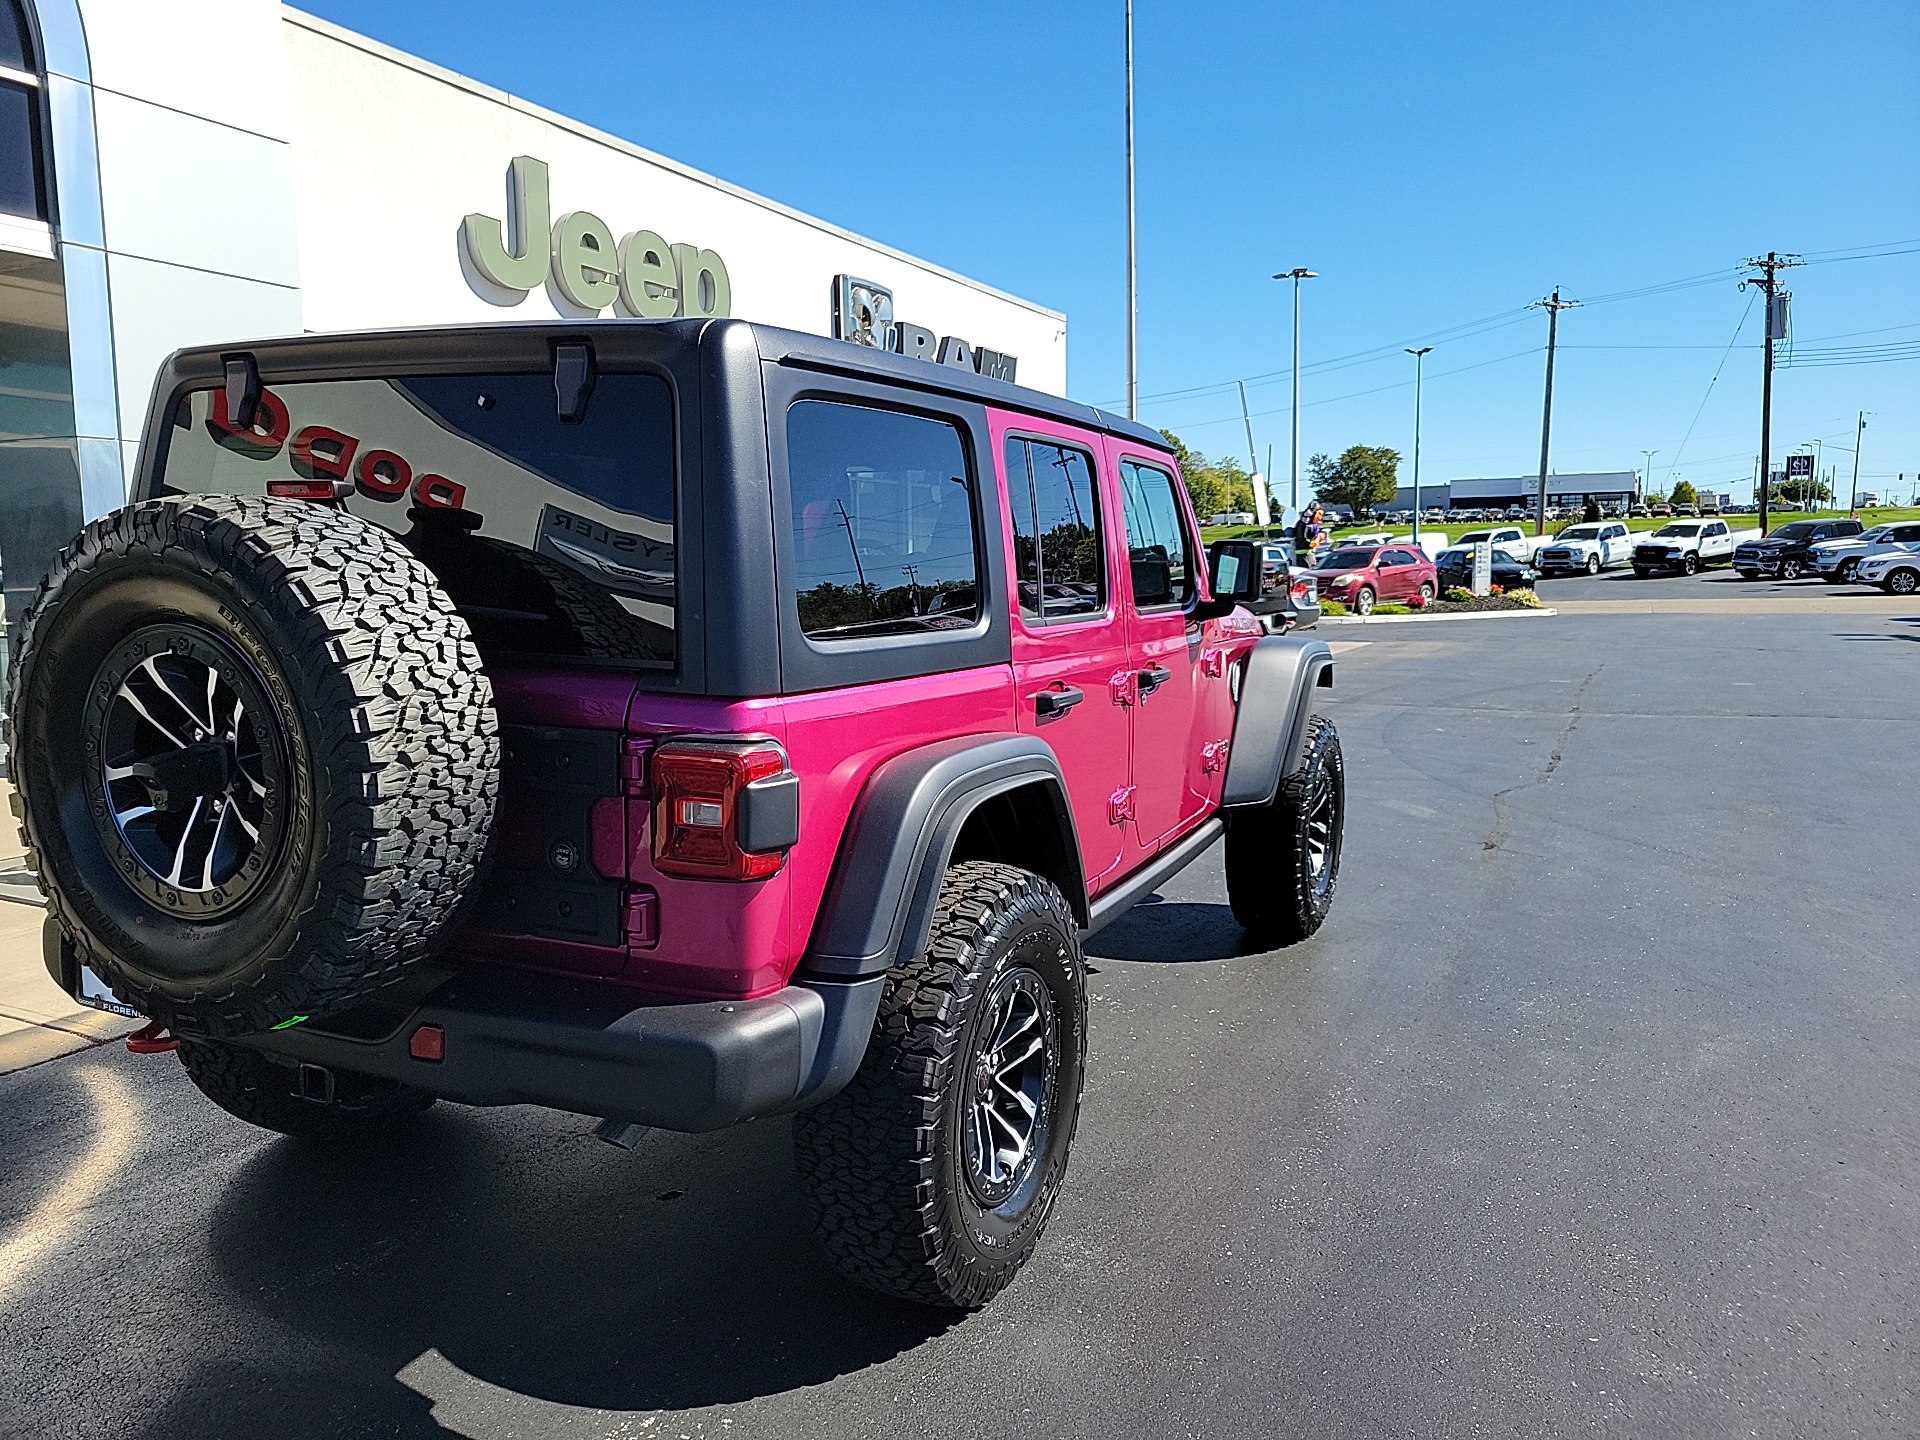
[1417,595,1542,614]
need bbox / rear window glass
[155,373,678,668]
[786,399,980,641]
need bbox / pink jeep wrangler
[8,320,1342,1308]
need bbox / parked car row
[1801,522,1920,589]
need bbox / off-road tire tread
[4,495,498,1036]
[177,1038,432,1137]
[1225,714,1343,946]
[792,861,1085,1310]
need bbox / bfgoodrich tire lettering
[1225,714,1344,945]
[4,496,499,1037]
[793,862,1087,1309]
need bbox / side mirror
[1192,539,1259,620]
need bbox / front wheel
[1682,553,1700,575]
[1585,555,1601,575]
[1779,557,1804,580]
[1633,566,1651,578]
[1838,559,1859,583]
[1887,567,1919,596]
[793,863,1087,1309]
[1225,715,1344,946]
[1354,585,1376,616]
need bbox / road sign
[1786,454,1814,478]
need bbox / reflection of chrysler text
[536,506,674,602]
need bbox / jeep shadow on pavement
[7,317,1342,1310]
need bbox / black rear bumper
[241,966,884,1131]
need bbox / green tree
[1308,445,1401,518]
[1161,430,1255,520]
[1669,480,1698,506]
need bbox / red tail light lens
[651,741,791,880]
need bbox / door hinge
[1109,670,1138,706]
[1108,786,1136,824]
[1201,739,1229,773]
[1202,648,1226,679]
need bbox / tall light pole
[1406,346,1432,546]
[1124,0,1136,420]
[1641,448,1657,504]
[1274,268,1317,512]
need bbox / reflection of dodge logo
[535,506,673,602]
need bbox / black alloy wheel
[85,625,290,916]
[1683,553,1700,575]
[962,967,1058,1210]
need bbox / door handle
[1034,685,1085,718]
[1137,666,1172,695]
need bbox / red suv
[1312,543,1437,615]
[8,320,1344,1310]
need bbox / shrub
[1372,603,1413,615]
[1507,587,1543,608]
[1444,586,1474,603]
[1488,583,1505,595]
[1319,597,1348,615]
[1406,592,1427,609]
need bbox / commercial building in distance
[1389,471,1642,513]
[0,0,1066,624]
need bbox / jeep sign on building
[0,0,1067,627]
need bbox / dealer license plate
[74,964,141,1019]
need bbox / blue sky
[305,0,1919,504]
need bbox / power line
[1662,290,1757,489]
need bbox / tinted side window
[1118,460,1194,608]
[787,399,979,640]
[1004,435,1105,621]
[1895,525,1920,542]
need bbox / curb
[1322,608,1556,625]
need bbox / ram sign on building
[0,0,1067,625]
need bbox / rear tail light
[650,739,799,880]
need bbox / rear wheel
[1354,585,1376,616]
[793,862,1086,1309]
[1418,581,1435,604]
[177,1039,432,1138]
[1225,715,1344,946]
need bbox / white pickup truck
[1453,525,1551,563]
[1536,521,1635,576]
[1631,519,1759,576]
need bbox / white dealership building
[0,0,1067,622]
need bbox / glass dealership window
[787,400,980,640]
[0,0,46,220]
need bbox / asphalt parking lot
[3,603,1917,1439]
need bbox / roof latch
[553,341,597,425]
[223,352,261,428]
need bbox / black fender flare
[1222,635,1335,809]
[801,732,1087,980]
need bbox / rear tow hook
[125,1021,180,1055]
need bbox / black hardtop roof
[154,318,1172,457]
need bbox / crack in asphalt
[1483,667,1600,854]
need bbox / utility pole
[1407,346,1432,547]
[1741,251,1801,536]
[1274,268,1317,511]
[1848,411,1867,513]
[1124,0,1136,420]
[1531,288,1578,536]
[1237,379,1258,474]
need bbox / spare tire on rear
[4,495,499,1037]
